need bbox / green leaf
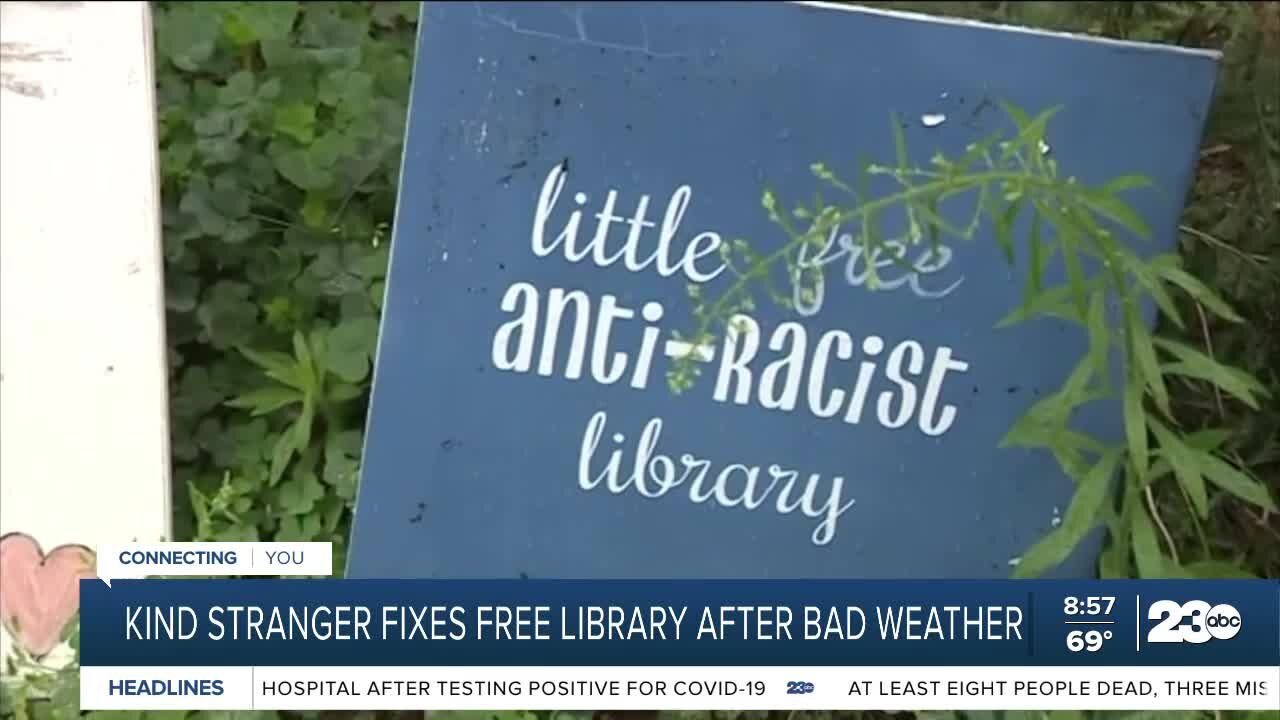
[998,274,1105,328]
[293,393,315,452]
[326,317,380,383]
[995,195,1022,264]
[1013,447,1120,578]
[1101,174,1155,195]
[1083,191,1151,240]
[291,330,318,393]
[239,345,291,371]
[225,387,303,416]
[328,383,364,403]
[1163,362,1264,410]
[1182,428,1232,453]
[221,12,257,46]
[1196,453,1277,512]
[1147,416,1208,518]
[224,2,299,44]
[1125,253,1185,331]
[241,347,308,392]
[1154,337,1268,409]
[1001,101,1063,155]
[1098,515,1132,579]
[1129,505,1166,578]
[1000,100,1033,131]
[1000,358,1104,450]
[195,135,242,166]
[1023,212,1058,303]
[1059,223,1089,319]
[273,103,317,144]
[192,110,233,138]
[1151,257,1245,323]
[180,184,228,236]
[157,4,219,72]
[910,199,966,246]
[274,513,320,542]
[1085,288,1110,381]
[277,470,324,515]
[273,147,334,190]
[240,347,293,375]
[257,77,283,101]
[1122,377,1148,479]
[999,397,1065,450]
[1126,304,1169,416]
[301,193,329,229]
[268,431,297,487]
[323,448,361,500]
[319,70,375,108]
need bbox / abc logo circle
[1206,604,1242,640]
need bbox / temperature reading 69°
[1067,629,1112,652]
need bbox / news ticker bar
[79,578,1278,666]
[79,666,1280,711]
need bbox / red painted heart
[0,533,96,659]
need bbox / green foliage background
[158,1,418,572]
[158,0,1279,582]
[2,1,1277,720]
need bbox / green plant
[862,0,1280,582]
[670,102,1274,579]
[156,0,417,568]
[0,621,80,720]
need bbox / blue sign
[347,2,1220,579]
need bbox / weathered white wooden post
[1,0,171,672]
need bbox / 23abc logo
[1147,600,1241,644]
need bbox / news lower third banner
[78,579,1279,711]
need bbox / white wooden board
[1,0,171,671]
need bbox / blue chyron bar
[74,578,1280,711]
[347,2,1221,580]
[79,579,1278,666]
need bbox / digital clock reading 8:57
[1063,597,1115,616]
